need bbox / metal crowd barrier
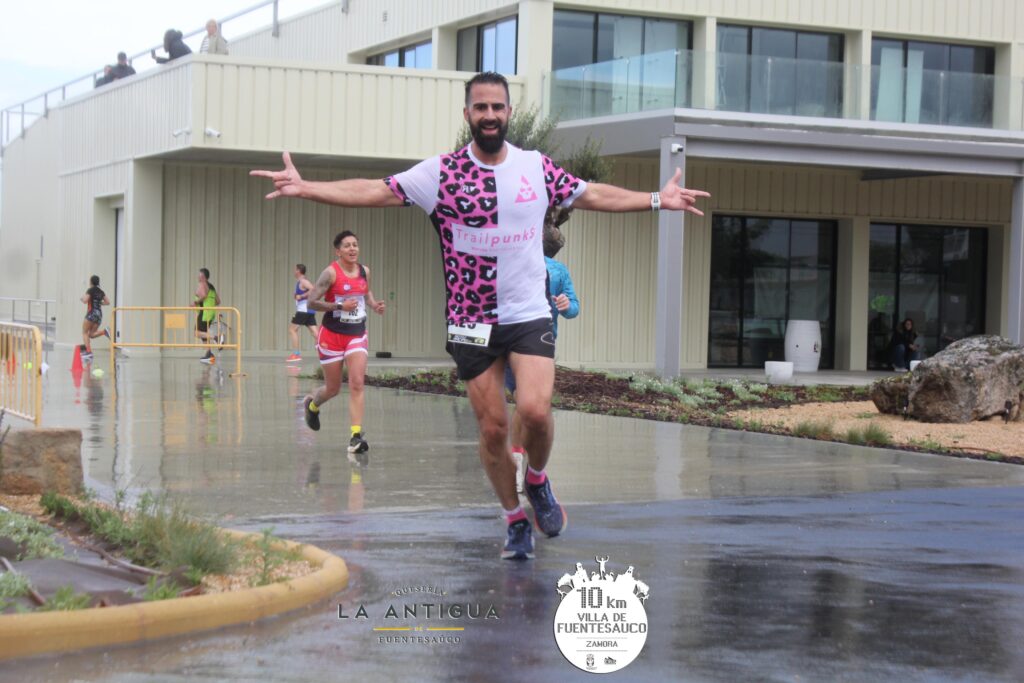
[110,306,244,377]
[0,322,44,426]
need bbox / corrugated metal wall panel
[197,61,523,161]
[57,64,192,173]
[578,0,1024,42]
[161,163,448,355]
[231,1,516,62]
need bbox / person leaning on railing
[151,29,192,64]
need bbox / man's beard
[470,119,508,155]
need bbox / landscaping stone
[872,335,1024,424]
[0,429,83,495]
[870,375,911,416]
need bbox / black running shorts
[291,312,317,326]
[196,318,209,333]
[446,317,555,381]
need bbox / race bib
[296,299,309,313]
[333,295,366,322]
[447,322,493,347]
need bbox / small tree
[455,105,613,232]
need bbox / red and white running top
[322,261,368,336]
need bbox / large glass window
[457,17,517,74]
[871,39,994,126]
[551,10,691,116]
[717,25,844,117]
[867,224,987,369]
[709,216,837,368]
[367,40,432,69]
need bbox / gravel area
[730,400,1024,459]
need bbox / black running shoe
[304,397,320,431]
[501,519,535,560]
[348,432,369,455]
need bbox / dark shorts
[196,318,209,333]
[84,310,102,325]
[447,317,555,381]
[291,311,317,327]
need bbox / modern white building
[2,0,1023,373]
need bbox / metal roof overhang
[553,109,1024,178]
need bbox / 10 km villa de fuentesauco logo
[553,556,650,673]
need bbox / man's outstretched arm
[573,168,709,215]
[250,152,405,208]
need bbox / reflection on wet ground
[4,354,1023,682]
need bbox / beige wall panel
[161,163,448,355]
[58,63,192,174]
[0,116,60,302]
[231,1,516,63]
[197,60,522,161]
[577,0,1024,42]
[54,163,130,343]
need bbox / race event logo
[554,556,650,674]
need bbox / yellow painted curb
[0,529,348,661]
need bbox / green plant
[862,423,892,446]
[792,420,835,439]
[40,491,80,520]
[772,390,797,402]
[41,585,92,611]
[0,570,32,609]
[249,528,301,588]
[0,510,63,560]
[854,412,876,420]
[806,386,843,403]
[142,576,181,601]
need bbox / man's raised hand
[660,167,711,216]
[250,152,304,200]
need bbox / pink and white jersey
[385,144,586,326]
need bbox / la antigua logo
[553,556,650,674]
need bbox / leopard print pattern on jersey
[433,149,500,324]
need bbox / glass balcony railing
[548,49,1021,131]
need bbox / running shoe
[501,519,535,560]
[304,397,320,431]
[200,351,216,365]
[81,351,93,363]
[348,432,369,455]
[102,328,111,339]
[525,477,567,538]
[286,353,302,363]
[512,451,525,495]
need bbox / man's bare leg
[465,359,518,511]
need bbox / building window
[709,216,837,368]
[457,16,517,74]
[867,224,987,369]
[549,10,691,117]
[717,24,844,117]
[871,39,994,127]
[367,40,432,69]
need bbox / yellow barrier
[110,307,245,377]
[0,322,43,426]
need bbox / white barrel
[784,320,821,372]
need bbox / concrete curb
[0,529,348,661]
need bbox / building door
[867,224,987,369]
[708,215,837,368]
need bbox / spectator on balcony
[200,19,229,55]
[151,29,192,64]
[111,52,136,80]
[94,65,114,88]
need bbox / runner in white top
[287,263,318,362]
[251,72,710,561]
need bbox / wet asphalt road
[3,355,1023,682]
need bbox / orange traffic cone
[71,346,83,374]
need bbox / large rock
[0,428,83,495]
[870,374,911,416]
[908,336,1024,423]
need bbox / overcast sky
[0,0,329,109]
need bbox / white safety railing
[1,0,288,147]
[0,298,56,346]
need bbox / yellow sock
[351,424,361,436]
[309,401,320,413]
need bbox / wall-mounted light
[171,127,190,137]
[204,127,222,138]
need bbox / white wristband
[650,192,661,211]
